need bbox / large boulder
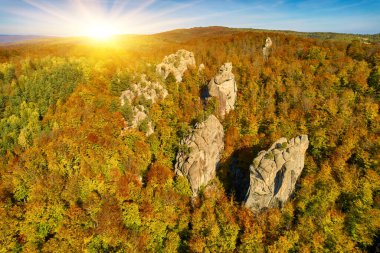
[156,49,196,83]
[175,115,224,196]
[245,135,309,211]
[263,37,273,61]
[208,63,237,117]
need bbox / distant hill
[0,35,50,44]
[282,30,380,43]
[1,27,378,46]
[152,26,242,43]
[154,26,380,43]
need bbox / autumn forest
[0,27,379,252]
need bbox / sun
[85,21,117,40]
[88,25,112,40]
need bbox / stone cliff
[175,115,224,196]
[245,135,309,211]
[208,63,237,117]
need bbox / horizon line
[0,26,379,38]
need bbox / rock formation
[208,63,237,117]
[156,49,196,83]
[245,135,309,211]
[120,75,168,106]
[175,115,224,196]
[263,37,273,61]
[198,63,205,72]
[128,105,154,136]
[120,75,167,136]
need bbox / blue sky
[0,0,379,36]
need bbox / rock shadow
[200,84,210,101]
[218,144,264,203]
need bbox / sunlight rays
[10,0,203,37]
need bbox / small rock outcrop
[120,75,168,106]
[245,135,309,211]
[128,105,154,136]
[208,63,237,117]
[263,37,273,61]
[120,75,167,136]
[175,115,224,196]
[156,49,196,83]
[198,63,205,72]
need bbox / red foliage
[87,133,98,143]
[146,162,173,185]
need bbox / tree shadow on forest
[217,144,265,203]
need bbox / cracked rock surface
[175,115,224,196]
[245,135,309,211]
[208,63,237,117]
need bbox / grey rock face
[263,37,273,61]
[120,75,167,136]
[175,115,224,196]
[208,63,237,117]
[245,135,309,211]
[156,49,196,83]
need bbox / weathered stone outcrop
[156,49,196,83]
[263,37,273,61]
[120,75,167,136]
[208,63,237,117]
[245,135,309,211]
[198,63,205,72]
[120,75,168,106]
[128,105,154,136]
[175,115,224,196]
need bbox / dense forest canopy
[0,27,379,252]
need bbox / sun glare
[85,22,117,40]
[9,0,199,38]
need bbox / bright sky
[0,0,379,36]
